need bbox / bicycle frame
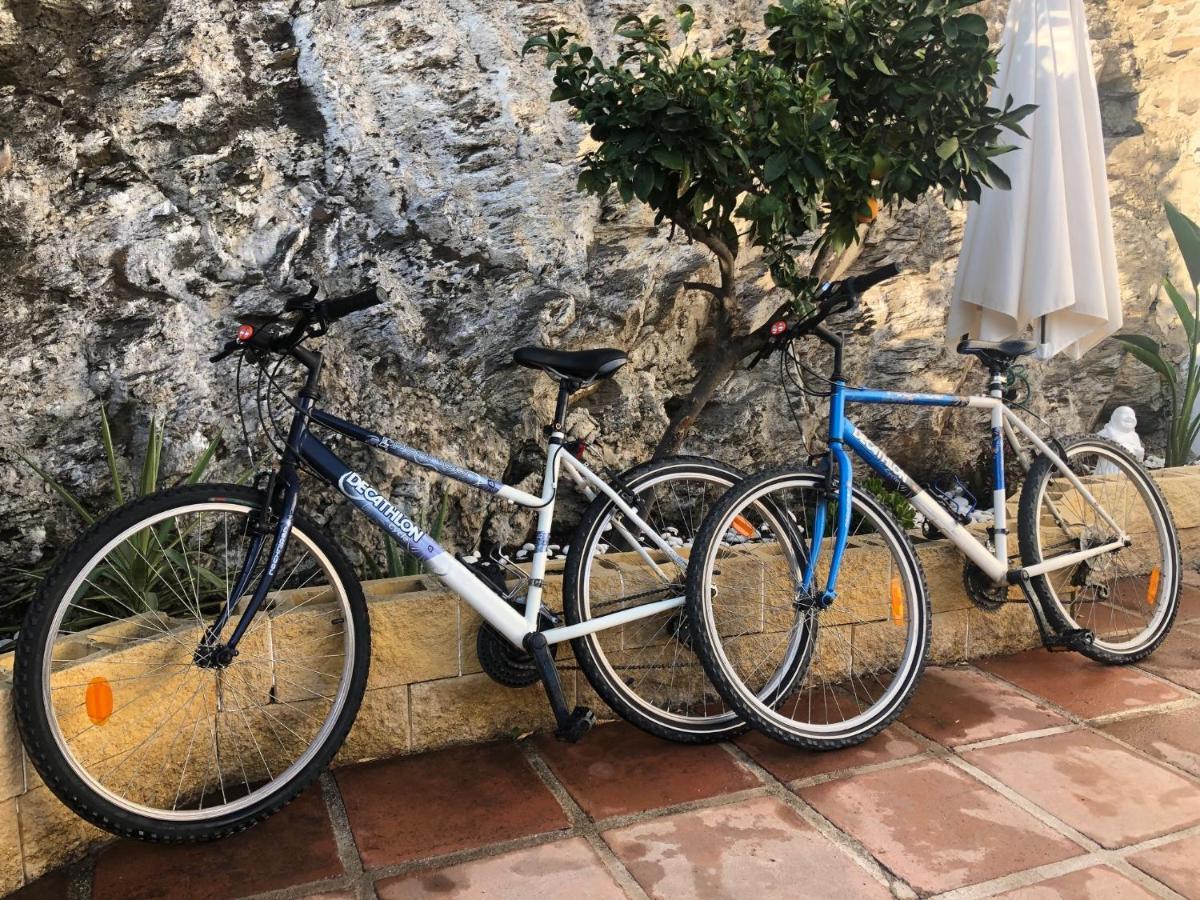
[801,333,1129,608]
[214,369,689,655]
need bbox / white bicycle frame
[830,384,1129,592]
[299,408,688,650]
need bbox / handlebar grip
[853,263,902,294]
[318,287,381,322]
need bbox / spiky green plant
[1114,201,1200,466]
[4,409,224,630]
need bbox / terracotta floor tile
[736,725,924,782]
[799,759,1081,894]
[901,666,1067,747]
[1176,583,1200,624]
[376,837,626,899]
[91,787,341,900]
[993,865,1158,899]
[534,721,759,819]
[604,795,891,899]
[1099,706,1200,777]
[1136,627,1200,691]
[7,870,71,900]
[1128,832,1200,897]
[976,649,1185,718]
[335,742,568,868]
[964,730,1200,848]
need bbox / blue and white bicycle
[686,264,1182,750]
[14,287,748,841]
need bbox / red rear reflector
[730,515,757,538]
[236,324,255,343]
[770,321,788,336]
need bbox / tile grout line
[519,741,652,900]
[717,739,918,899]
[319,770,370,899]
[963,661,1200,784]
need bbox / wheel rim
[1032,444,1175,653]
[698,474,925,741]
[578,468,742,730]
[41,501,355,822]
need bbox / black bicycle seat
[957,337,1038,369]
[513,347,628,383]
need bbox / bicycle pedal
[554,706,596,743]
[1045,628,1095,653]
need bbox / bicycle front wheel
[563,456,747,743]
[686,467,930,750]
[14,483,369,842]
[1019,436,1181,663]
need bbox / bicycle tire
[14,483,370,842]
[1018,436,1181,664]
[562,456,749,743]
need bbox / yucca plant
[9,408,223,627]
[1114,201,1200,467]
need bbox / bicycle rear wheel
[686,467,930,750]
[1019,436,1180,663]
[14,483,369,841]
[562,456,747,743]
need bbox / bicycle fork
[194,466,300,668]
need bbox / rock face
[1,0,1198,574]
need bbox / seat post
[552,381,578,433]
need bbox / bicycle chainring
[963,561,1010,612]
[476,622,556,688]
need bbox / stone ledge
[0,467,1196,890]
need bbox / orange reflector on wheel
[890,576,904,625]
[1147,567,1160,605]
[85,677,113,725]
[731,515,757,538]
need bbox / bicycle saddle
[957,336,1038,369]
[513,346,628,383]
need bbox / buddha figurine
[1096,406,1144,474]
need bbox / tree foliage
[524,0,1031,302]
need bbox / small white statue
[1096,406,1144,474]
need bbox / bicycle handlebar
[747,262,902,369]
[210,285,382,364]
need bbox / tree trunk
[652,223,876,458]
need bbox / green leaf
[17,452,95,525]
[1165,200,1200,290]
[763,152,789,183]
[675,3,695,34]
[185,434,221,485]
[99,405,124,506]
[1163,276,1197,341]
[957,14,988,35]
[651,147,684,170]
[936,137,959,160]
[139,419,162,498]
[633,162,656,201]
[1114,334,1178,384]
[872,53,894,76]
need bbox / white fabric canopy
[947,0,1122,360]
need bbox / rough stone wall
[0,0,1197,572]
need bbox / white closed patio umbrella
[947,0,1122,360]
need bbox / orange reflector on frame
[85,676,113,726]
[731,515,757,538]
[1147,567,1160,605]
[890,576,905,625]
